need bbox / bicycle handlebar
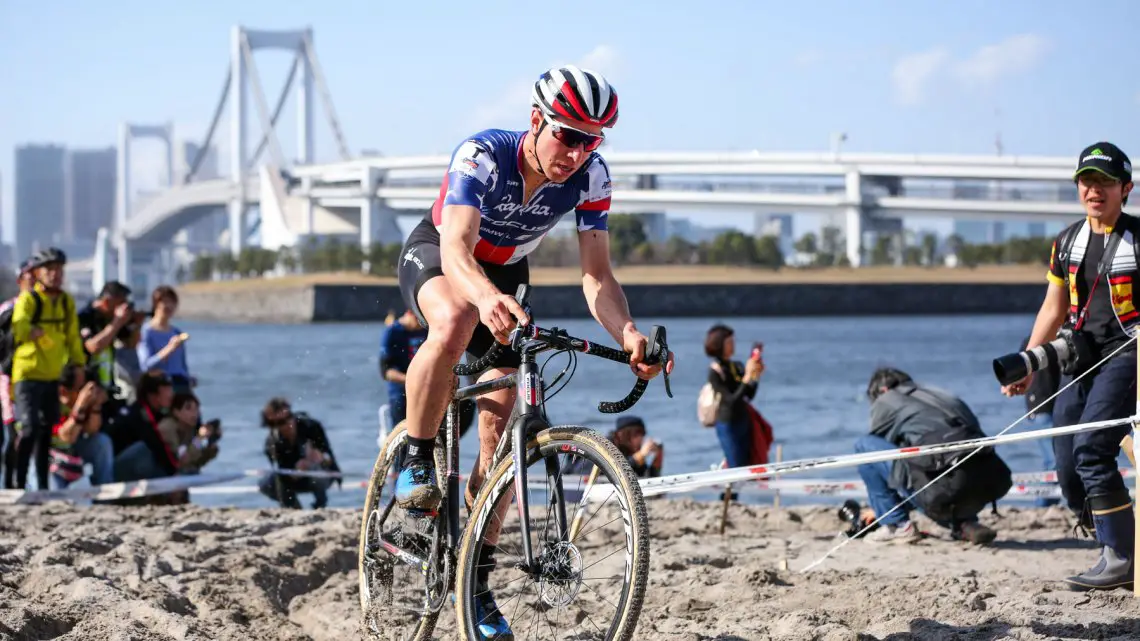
[452,284,673,413]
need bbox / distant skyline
[4,0,1136,247]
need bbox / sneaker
[471,587,513,640]
[394,462,441,514]
[863,521,922,544]
[953,521,997,545]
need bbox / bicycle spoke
[462,440,644,641]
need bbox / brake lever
[646,325,674,399]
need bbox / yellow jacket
[11,284,86,383]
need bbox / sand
[2,498,1139,640]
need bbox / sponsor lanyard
[1075,229,1122,331]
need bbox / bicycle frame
[446,332,570,574]
[371,301,670,616]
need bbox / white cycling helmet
[531,65,619,129]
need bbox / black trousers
[1052,349,1137,513]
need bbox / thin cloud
[891,34,1049,106]
[468,45,622,131]
[891,48,950,106]
[951,33,1049,87]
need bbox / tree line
[184,214,1053,281]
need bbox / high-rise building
[754,213,794,257]
[15,144,67,261]
[64,147,117,244]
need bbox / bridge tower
[108,25,353,292]
[112,123,175,286]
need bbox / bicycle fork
[512,360,571,576]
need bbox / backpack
[901,389,1013,523]
[1055,213,1140,281]
[0,292,45,377]
[696,362,724,427]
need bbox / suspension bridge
[93,25,1105,294]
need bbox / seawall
[178,281,1045,323]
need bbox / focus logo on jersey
[428,129,612,265]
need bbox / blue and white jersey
[428,129,612,265]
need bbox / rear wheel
[358,421,446,640]
[454,426,650,641]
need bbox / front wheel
[454,426,650,641]
[357,421,445,640]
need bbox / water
[158,313,1078,509]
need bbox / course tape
[585,414,1139,501]
[4,414,1135,506]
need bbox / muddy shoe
[953,521,997,545]
[394,462,441,515]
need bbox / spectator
[138,286,194,394]
[702,324,772,468]
[609,415,663,478]
[112,316,145,404]
[2,258,35,489]
[107,370,177,482]
[1018,334,1062,508]
[855,367,1006,545]
[155,392,221,505]
[379,308,428,426]
[77,280,135,393]
[11,247,86,490]
[259,397,341,509]
[48,364,114,489]
[157,392,220,475]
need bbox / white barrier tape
[583,414,1139,501]
[0,472,247,505]
[185,476,1067,500]
[726,478,1065,499]
[243,468,350,480]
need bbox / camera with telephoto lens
[837,499,879,538]
[992,327,1094,387]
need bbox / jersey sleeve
[1047,233,1065,286]
[441,141,498,209]
[574,156,612,232]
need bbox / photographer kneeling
[259,397,341,510]
[1000,142,1139,591]
[857,367,1005,545]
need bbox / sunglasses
[543,114,604,152]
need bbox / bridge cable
[240,34,289,170]
[301,32,352,160]
[248,54,300,169]
[184,66,232,184]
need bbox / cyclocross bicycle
[358,284,673,640]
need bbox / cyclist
[394,64,674,638]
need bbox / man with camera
[77,281,136,394]
[859,367,1005,544]
[1001,141,1138,591]
[259,397,341,510]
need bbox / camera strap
[1074,226,1124,331]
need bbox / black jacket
[708,359,758,425]
[869,382,981,490]
[263,413,341,485]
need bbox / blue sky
[3,0,1138,245]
